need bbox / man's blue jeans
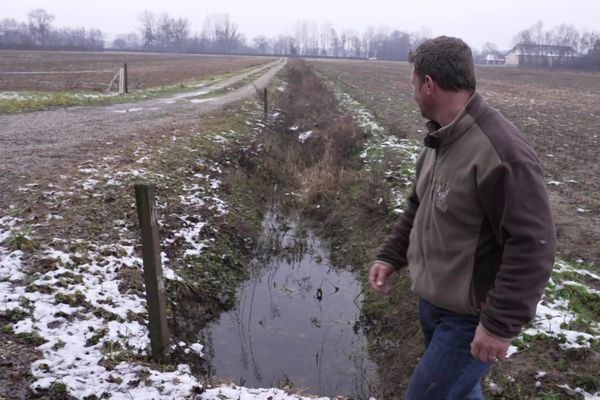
[405,298,491,400]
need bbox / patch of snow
[508,258,600,356]
[298,130,313,143]
[82,178,99,190]
[199,384,330,400]
[0,217,25,284]
[505,345,519,357]
[113,107,144,113]
[189,342,204,356]
[6,240,203,399]
[557,384,600,399]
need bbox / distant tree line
[1,9,599,69]
[0,9,103,51]
[112,11,427,61]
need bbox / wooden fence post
[118,67,124,94]
[123,63,128,94]
[134,183,170,363]
[263,88,268,120]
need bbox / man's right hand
[368,261,394,295]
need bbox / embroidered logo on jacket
[435,183,450,212]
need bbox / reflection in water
[201,208,379,397]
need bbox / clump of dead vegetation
[265,60,384,226]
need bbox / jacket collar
[423,91,484,149]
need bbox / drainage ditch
[200,205,379,398]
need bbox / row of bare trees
[111,11,427,61]
[0,9,103,51]
[511,21,600,56]
[112,12,245,54]
[509,21,600,69]
[1,9,599,69]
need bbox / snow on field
[0,91,50,101]
[323,82,420,212]
[0,216,25,283]
[0,91,116,102]
[516,258,600,353]
[0,109,338,399]
[199,385,332,400]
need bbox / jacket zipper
[429,149,438,201]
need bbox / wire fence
[0,65,128,93]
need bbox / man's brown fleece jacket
[377,91,557,339]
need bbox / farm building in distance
[505,44,578,67]
[485,52,506,65]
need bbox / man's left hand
[470,324,511,363]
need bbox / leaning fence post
[118,67,124,94]
[134,183,170,363]
[263,88,268,119]
[123,63,128,94]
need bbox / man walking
[368,36,556,399]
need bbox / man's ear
[424,75,435,94]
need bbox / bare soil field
[0,50,274,91]
[306,58,600,399]
[309,59,600,266]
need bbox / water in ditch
[200,207,380,398]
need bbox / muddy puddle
[200,207,380,398]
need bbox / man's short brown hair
[409,36,476,92]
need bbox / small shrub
[3,231,39,251]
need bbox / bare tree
[27,8,54,46]
[252,35,271,54]
[295,21,308,55]
[513,20,545,45]
[482,42,499,54]
[272,34,294,55]
[205,14,240,52]
[410,26,431,48]
[319,21,332,56]
[139,11,157,50]
[172,17,190,52]
[378,30,411,60]
[580,31,600,55]
[156,13,173,50]
[0,18,33,49]
[548,24,580,50]
[330,28,340,57]
[363,26,376,58]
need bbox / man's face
[411,69,428,119]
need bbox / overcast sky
[3,0,598,50]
